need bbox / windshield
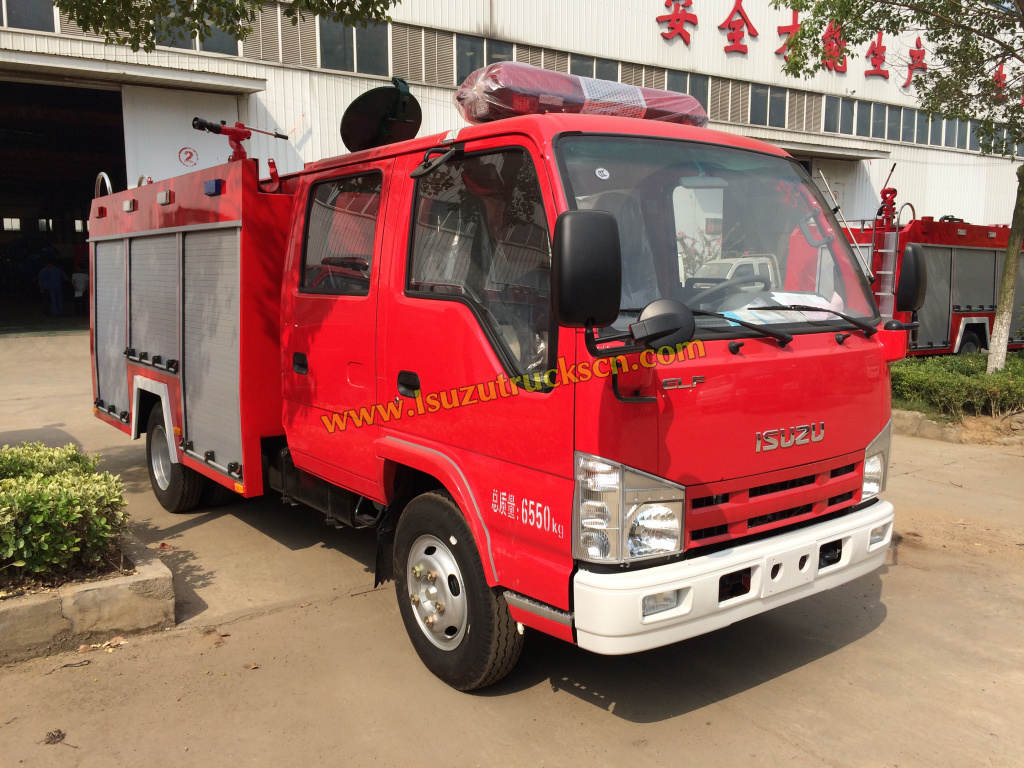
[556,136,878,336]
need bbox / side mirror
[896,243,927,313]
[551,210,622,328]
[630,299,695,350]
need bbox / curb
[891,409,964,443]
[0,534,174,664]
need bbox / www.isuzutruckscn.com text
[320,340,706,434]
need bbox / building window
[487,39,513,66]
[595,58,618,81]
[929,115,943,146]
[320,18,354,71]
[969,120,981,152]
[6,0,55,32]
[688,73,709,111]
[38,218,53,231]
[569,54,594,77]
[956,119,968,150]
[871,103,887,139]
[201,26,238,55]
[768,87,786,128]
[823,96,839,133]
[901,109,915,142]
[855,101,871,137]
[944,118,957,148]
[456,35,485,83]
[75,220,85,233]
[3,218,21,231]
[667,70,688,93]
[886,106,901,141]
[357,22,388,75]
[750,84,769,125]
[320,18,387,75]
[916,110,929,144]
[839,98,855,134]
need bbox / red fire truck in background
[89,64,924,690]
[844,186,1024,355]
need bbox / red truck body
[847,203,1024,355]
[90,100,908,688]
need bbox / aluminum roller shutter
[130,234,179,363]
[915,246,952,348]
[94,240,128,415]
[182,229,243,475]
[952,249,997,309]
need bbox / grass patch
[1,443,128,588]
[891,352,1024,421]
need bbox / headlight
[573,453,686,564]
[862,420,892,501]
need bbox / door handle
[293,352,308,375]
[397,370,420,398]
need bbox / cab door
[282,161,392,488]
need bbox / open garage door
[0,81,127,333]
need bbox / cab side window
[302,173,382,296]
[407,150,552,375]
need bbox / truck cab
[89,68,924,691]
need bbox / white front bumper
[573,501,894,655]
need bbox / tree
[772,0,1024,372]
[54,0,399,53]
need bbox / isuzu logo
[756,423,825,452]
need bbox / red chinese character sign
[865,31,888,79]
[718,0,758,55]
[902,37,927,88]
[994,62,1008,100]
[776,10,800,60]
[657,0,699,45]
[822,21,847,73]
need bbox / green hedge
[890,353,1024,420]
[0,443,127,584]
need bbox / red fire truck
[89,64,924,690]
[845,187,1024,355]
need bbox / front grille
[749,474,815,498]
[748,503,813,529]
[691,523,729,541]
[692,493,730,509]
[684,452,863,549]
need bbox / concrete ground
[1,332,1022,767]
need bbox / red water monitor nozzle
[192,117,289,162]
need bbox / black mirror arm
[883,319,919,331]
[584,321,646,359]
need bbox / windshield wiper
[690,309,793,347]
[762,304,877,338]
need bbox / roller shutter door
[130,234,179,363]
[182,228,243,474]
[94,241,128,416]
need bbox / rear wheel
[394,492,523,690]
[146,406,203,513]
[958,331,981,354]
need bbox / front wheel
[146,406,203,513]
[958,332,981,354]
[394,492,523,690]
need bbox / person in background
[71,264,89,316]
[37,261,69,317]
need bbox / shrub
[890,353,1024,420]
[0,443,127,584]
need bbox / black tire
[394,492,523,690]
[201,477,238,508]
[958,332,981,354]
[146,406,204,513]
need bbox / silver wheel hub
[407,534,468,650]
[150,423,172,491]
